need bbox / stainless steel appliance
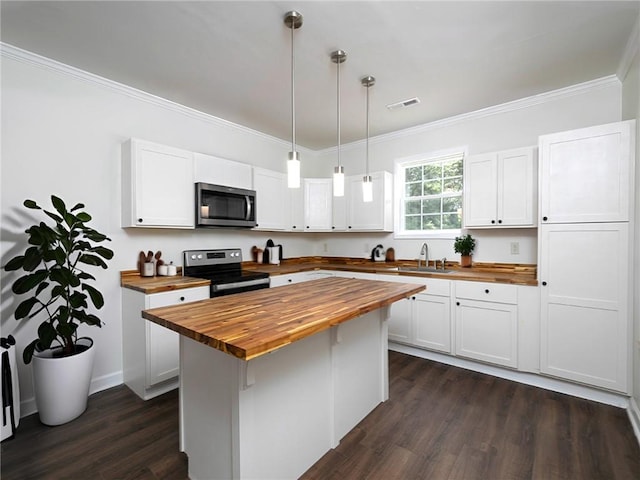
[183,248,269,297]
[195,182,257,228]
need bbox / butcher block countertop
[244,256,538,286]
[142,277,425,361]
[120,270,210,294]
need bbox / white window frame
[394,147,468,239]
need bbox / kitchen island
[142,277,425,480]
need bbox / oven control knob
[191,255,196,260]
[197,254,203,259]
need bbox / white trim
[0,42,315,156]
[618,15,640,82]
[390,342,630,409]
[629,396,640,448]
[320,76,621,155]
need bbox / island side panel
[180,336,240,480]
[331,307,389,445]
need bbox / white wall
[313,78,622,264]
[0,50,318,414]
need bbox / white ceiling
[1,1,638,150]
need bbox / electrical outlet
[510,241,520,255]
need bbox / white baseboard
[20,370,124,419]
[389,343,630,408]
[629,396,640,446]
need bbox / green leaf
[56,322,77,338]
[77,272,95,281]
[37,321,57,348]
[79,254,107,269]
[69,291,88,309]
[82,283,104,309]
[4,255,25,271]
[23,340,39,364]
[14,297,39,319]
[51,195,67,216]
[75,311,102,327]
[12,270,48,294]
[24,246,44,271]
[23,199,40,210]
[44,210,63,225]
[70,202,85,212]
[34,281,49,296]
[90,246,114,260]
[76,212,91,222]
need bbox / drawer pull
[180,296,185,301]
[456,301,460,306]
[542,281,547,286]
[484,289,490,294]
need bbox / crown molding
[617,14,640,82]
[319,75,621,156]
[0,42,315,156]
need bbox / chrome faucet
[418,242,429,268]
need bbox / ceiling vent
[386,97,421,110]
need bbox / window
[396,152,464,236]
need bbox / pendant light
[331,50,347,197]
[361,75,375,202]
[284,11,303,188]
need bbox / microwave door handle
[245,195,252,220]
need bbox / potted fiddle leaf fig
[4,196,113,425]
[454,233,475,268]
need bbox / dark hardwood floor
[2,351,639,480]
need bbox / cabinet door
[145,287,209,387]
[347,172,392,231]
[122,139,194,228]
[463,153,497,227]
[498,147,537,226]
[539,121,632,224]
[455,299,517,368]
[289,187,304,231]
[193,152,252,189]
[304,178,333,231]
[388,297,412,344]
[539,223,629,392]
[252,168,288,231]
[332,194,347,231]
[414,293,451,353]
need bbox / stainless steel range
[183,248,270,297]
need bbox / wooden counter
[243,257,538,286]
[142,277,424,360]
[120,270,209,294]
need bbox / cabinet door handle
[456,301,460,306]
[542,281,547,286]
[332,226,336,230]
[292,225,297,229]
[138,218,143,223]
[306,226,310,229]
[348,226,352,229]
[412,296,416,300]
[542,216,548,221]
[491,220,495,224]
[498,220,502,224]
[180,296,185,301]
[485,289,490,294]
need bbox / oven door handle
[212,277,270,292]
[245,196,252,221]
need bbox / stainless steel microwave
[195,182,257,228]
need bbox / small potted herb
[454,234,475,268]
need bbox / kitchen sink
[395,266,455,274]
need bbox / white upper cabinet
[252,167,289,231]
[121,138,194,228]
[346,171,393,231]
[464,146,537,228]
[303,178,333,231]
[193,152,252,189]
[538,120,633,224]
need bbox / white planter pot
[32,337,95,426]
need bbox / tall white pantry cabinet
[538,120,634,394]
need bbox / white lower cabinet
[384,275,452,354]
[454,281,518,368]
[122,286,209,400]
